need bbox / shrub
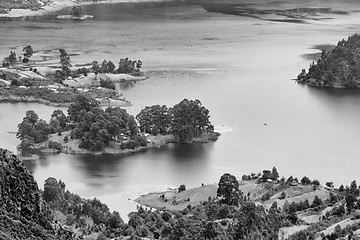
[279,191,286,199]
[261,192,271,202]
[178,184,186,193]
[66,214,76,225]
[48,141,63,151]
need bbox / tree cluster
[136,99,215,143]
[68,95,146,151]
[17,110,53,154]
[298,33,360,88]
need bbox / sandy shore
[0,0,180,19]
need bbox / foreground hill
[0,149,71,239]
[297,33,360,88]
[3,149,360,239]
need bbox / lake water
[2,0,360,219]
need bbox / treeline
[17,95,217,153]
[297,33,360,88]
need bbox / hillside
[3,149,360,239]
[0,149,71,239]
[297,33,360,88]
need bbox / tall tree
[171,99,214,143]
[23,45,34,62]
[217,173,242,206]
[59,48,72,75]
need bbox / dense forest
[297,33,360,88]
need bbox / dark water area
[2,0,360,219]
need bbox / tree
[92,60,100,77]
[178,184,186,193]
[171,99,214,143]
[43,177,63,202]
[279,191,286,199]
[346,194,357,212]
[312,179,320,186]
[17,136,35,155]
[71,5,83,17]
[350,180,359,196]
[262,170,272,180]
[136,105,171,135]
[51,110,68,128]
[301,176,311,185]
[17,110,52,144]
[286,176,294,185]
[311,195,323,208]
[8,51,16,65]
[202,222,218,240]
[23,45,34,62]
[271,166,279,180]
[67,94,99,122]
[59,48,72,75]
[217,173,242,206]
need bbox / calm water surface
[1,0,360,218]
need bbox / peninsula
[297,33,360,88]
[16,96,220,157]
[0,46,147,107]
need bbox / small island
[16,95,220,157]
[297,33,360,88]
[0,45,147,107]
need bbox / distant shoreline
[0,0,181,19]
[0,94,131,107]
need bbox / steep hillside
[0,149,70,239]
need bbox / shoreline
[296,79,348,89]
[0,0,181,19]
[0,94,132,107]
[18,131,220,159]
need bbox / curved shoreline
[17,132,221,161]
[0,0,181,19]
[43,132,220,156]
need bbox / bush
[261,192,271,202]
[279,191,286,199]
[48,141,63,151]
[178,184,186,193]
[100,79,115,90]
[66,214,76,226]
